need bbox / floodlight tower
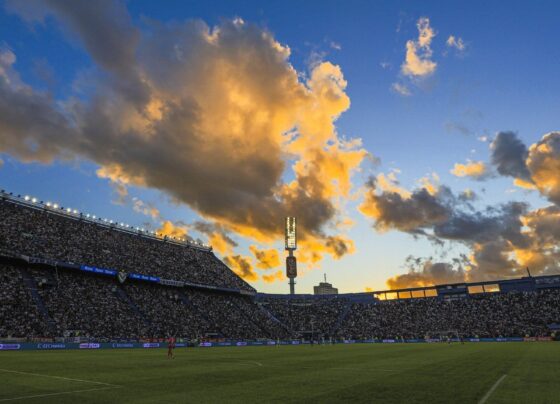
[285,217,297,295]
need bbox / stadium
[1,191,560,402]
[2,0,560,403]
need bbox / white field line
[225,360,396,372]
[0,368,119,387]
[478,374,507,404]
[0,386,122,402]
[248,363,398,372]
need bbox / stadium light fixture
[46,202,52,207]
[53,203,59,209]
[66,208,72,213]
[24,195,30,201]
[73,209,78,214]
[32,197,37,203]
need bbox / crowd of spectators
[259,297,349,337]
[31,268,149,340]
[0,200,253,291]
[337,291,560,340]
[0,264,48,338]
[0,264,289,340]
[1,263,559,340]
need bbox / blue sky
[1,0,559,294]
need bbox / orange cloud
[249,245,281,270]
[157,220,188,239]
[401,17,437,78]
[223,255,258,281]
[450,160,488,179]
[262,270,284,283]
[526,132,560,204]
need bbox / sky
[1,0,559,294]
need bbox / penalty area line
[0,386,122,402]
[0,368,119,387]
[478,374,507,404]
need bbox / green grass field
[1,343,559,403]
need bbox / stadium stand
[0,196,253,292]
[1,193,560,342]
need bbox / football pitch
[1,343,559,403]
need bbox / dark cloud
[434,202,529,247]
[490,131,532,182]
[360,172,551,285]
[387,256,467,289]
[444,121,472,136]
[361,178,453,232]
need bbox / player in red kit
[167,336,176,359]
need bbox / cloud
[359,171,545,286]
[446,35,466,52]
[223,255,258,281]
[132,197,160,219]
[490,131,560,202]
[192,222,237,255]
[359,176,452,233]
[391,82,411,96]
[387,258,466,289]
[490,131,533,182]
[157,220,189,239]
[450,160,489,180]
[459,189,477,201]
[361,130,560,288]
[401,17,437,78]
[445,121,472,136]
[0,3,365,277]
[526,132,560,205]
[329,41,341,51]
[262,270,284,283]
[249,245,280,270]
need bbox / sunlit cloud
[250,245,281,270]
[224,255,258,281]
[446,35,466,52]
[262,270,284,283]
[450,160,489,180]
[391,82,411,96]
[401,17,437,78]
[0,2,366,282]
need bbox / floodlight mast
[285,217,297,294]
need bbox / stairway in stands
[114,286,151,327]
[19,266,57,332]
[256,303,291,333]
[330,301,353,336]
